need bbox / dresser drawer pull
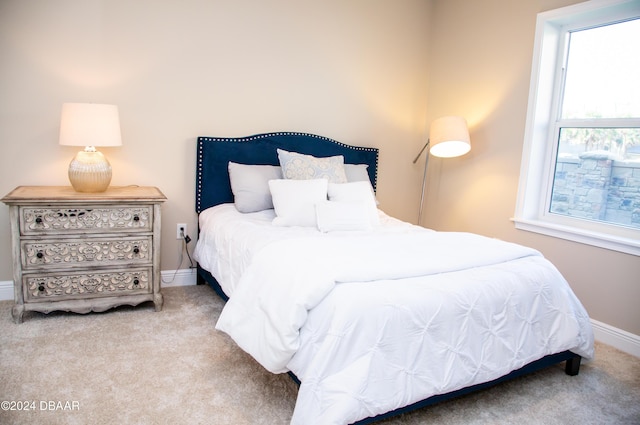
[35,216,43,224]
[133,214,140,222]
[133,279,140,286]
[36,251,44,259]
[133,246,140,254]
[38,285,45,292]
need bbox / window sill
[512,217,640,256]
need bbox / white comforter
[195,204,594,425]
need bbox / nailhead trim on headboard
[196,132,379,213]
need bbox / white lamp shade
[59,103,122,147]
[429,116,470,158]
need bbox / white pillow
[228,162,283,213]
[315,201,372,232]
[277,149,348,183]
[328,181,380,226]
[269,179,328,227]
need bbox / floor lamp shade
[429,116,471,158]
[59,103,122,192]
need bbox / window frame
[514,0,640,256]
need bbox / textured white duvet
[195,204,594,425]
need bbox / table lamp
[59,103,122,192]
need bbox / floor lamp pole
[412,139,430,225]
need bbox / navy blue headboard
[196,132,379,213]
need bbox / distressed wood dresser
[2,186,166,323]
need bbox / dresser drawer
[21,237,152,270]
[24,268,152,302]
[19,205,153,235]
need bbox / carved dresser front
[2,186,166,323]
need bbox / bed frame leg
[196,266,205,285]
[565,355,581,376]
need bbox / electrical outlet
[177,223,187,240]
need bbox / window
[514,0,640,255]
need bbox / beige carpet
[0,285,638,425]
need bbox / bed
[193,132,594,425]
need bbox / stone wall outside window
[551,152,640,229]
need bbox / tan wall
[0,1,430,279]
[1,0,638,337]
[426,0,640,335]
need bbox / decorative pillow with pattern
[277,149,348,183]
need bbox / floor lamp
[412,116,471,225]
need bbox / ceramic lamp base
[68,150,112,192]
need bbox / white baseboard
[1,277,638,358]
[160,268,198,287]
[590,318,640,358]
[0,280,13,302]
